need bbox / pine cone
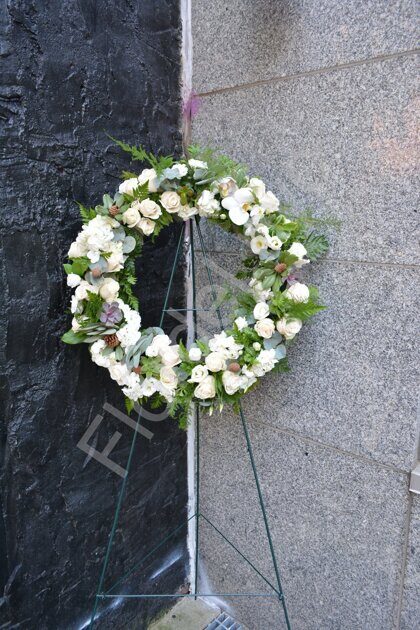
[104,333,120,348]
[92,267,102,278]
[228,362,241,373]
[274,262,287,274]
[109,205,119,217]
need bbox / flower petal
[229,206,249,226]
[234,188,254,204]
[221,197,238,212]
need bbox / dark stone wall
[0,2,188,629]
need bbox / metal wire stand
[88,217,291,629]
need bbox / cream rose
[222,371,244,395]
[159,366,178,389]
[99,278,120,302]
[194,375,216,400]
[205,351,227,373]
[160,191,182,213]
[188,364,209,383]
[118,177,139,195]
[160,345,181,367]
[122,204,141,228]
[253,302,270,320]
[138,218,155,236]
[68,241,85,259]
[254,317,275,339]
[188,347,202,361]
[285,282,310,303]
[276,317,302,340]
[139,199,161,219]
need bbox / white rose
[68,241,85,259]
[178,205,198,220]
[260,191,279,213]
[160,345,181,367]
[276,317,302,340]
[253,302,270,320]
[159,366,178,389]
[254,318,275,339]
[138,168,159,192]
[163,163,188,180]
[222,370,246,395]
[67,273,81,288]
[194,375,216,400]
[249,177,266,200]
[205,351,226,372]
[75,281,98,301]
[234,316,248,331]
[188,364,209,383]
[122,204,141,228]
[196,190,220,217]
[288,242,307,259]
[138,217,155,236]
[188,159,208,170]
[160,191,182,213]
[146,334,171,357]
[119,177,139,195]
[188,347,202,361]
[109,363,132,386]
[268,236,282,250]
[251,235,268,255]
[139,199,161,219]
[285,282,310,303]
[99,278,120,302]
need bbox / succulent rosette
[63,142,329,427]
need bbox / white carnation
[285,282,310,303]
[67,273,81,288]
[196,190,220,217]
[234,316,248,331]
[116,324,141,348]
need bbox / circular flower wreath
[63,142,329,427]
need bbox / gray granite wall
[191,2,419,628]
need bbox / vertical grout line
[181,0,195,593]
[393,489,413,629]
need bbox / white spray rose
[99,278,120,302]
[260,191,279,213]
[122,204,141,228]
[285,282,310,303]
[249,177,266,200]
[188,365,209,383]
[160,191,182,213]
[253,302,270,320]
[254,318,275,339]
[222,371,246,395]
[119,177,139,195]
[138,168,159,192]
[160,345,181,367]
[205,352,227,372]
[234,316,248,331]
[276,317,302,340]
[138,218,155,236]
[251,235,268,255]
[67,273,81,288]
[139,199,161,219]
[288,242,307,259]
[188,347,202,361]
[194,375,216,400]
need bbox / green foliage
[61,330,87,344]
[187,145,248,187]
[77,202,97,224]
[167,382,195,429]
[125,397,135,415]
[270,286,325,321]
[64,256,90,277]
[139,356,162,378]
[110,136,174,175]
[84,291,104,322]
[118,256,139,311]
[303,232,330,261]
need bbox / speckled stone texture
[192,2,419,628]
[192,0,418,93]
[0,2,187,629]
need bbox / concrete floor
[148,599,245,629]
